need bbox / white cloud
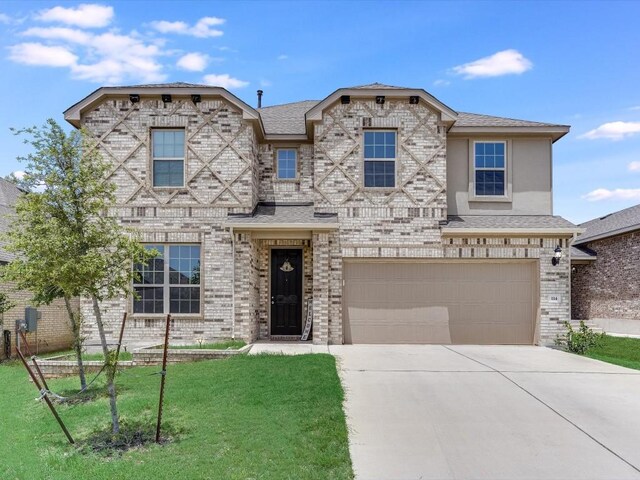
[629,106,640,111]
[203,73,249,89]
[629,161,640,172]
[277,54,288,60]
[0,13,11,24]
[583,188,640,202]
[22,26,92,44]
[452,49,532,79]
[177,52,209,72]
[150,16,225,38]
[36,4,114,28]
[8,42,77,67]
[580,121,640,140]
[433,79,450,87]
[260,79,272,87]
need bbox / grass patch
[584,335,640,370]
[39,350,133,361]
[168,339,246,350]
[0,354,353,479]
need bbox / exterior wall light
[552,245,563,266]
[375,96,385,105]
[161,94,172,103]
[191,94,201,104]
[129,94,140,103]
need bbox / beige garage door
[343,261,537,345]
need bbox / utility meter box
[24,307,40,332]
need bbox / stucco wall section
[572,232,640,321]
[447,137,553,216]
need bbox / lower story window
[133,244,201,314]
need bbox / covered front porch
[225,203,339,345]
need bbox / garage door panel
[343,262,536,345]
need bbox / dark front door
[271,249,303,336]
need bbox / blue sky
[1,0,639,224]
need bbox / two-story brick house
[64,82,578,347]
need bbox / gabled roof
[64,83,262,131]
[574,203,640,245]
[305,84,459,125]
[0,178,24,263]
[349,83,409,90]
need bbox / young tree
[2,119,152,433]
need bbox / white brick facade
[69,84,574,347]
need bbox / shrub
[555,320,604,354]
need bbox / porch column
[312,231,330,344]
[233,231,259,343]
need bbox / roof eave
[441,227,583,236]
[573,224,640,246]
[223,222,339,230]
[64,86,264,135]
[305,87,458,126]
[448,125,571,142]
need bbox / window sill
[469,195,512,203]
[363,186,397,192]
[131,313,204,320]
[273,176,300,183]
[151,186,187,191]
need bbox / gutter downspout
[230,226,235,340]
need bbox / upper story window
[133,244,201,315]
[474,141,506,196]
[364,130,396,188]
[277,149,297,179]
[152,130,185,187]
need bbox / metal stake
[19,330,50,391]
[155,314,171,443]
[16,346,75,444]
[114,312,128,366]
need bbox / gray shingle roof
[444,215,578,230]
[258,100,319,135]
[348,83,410,90]
[226,203,337,226]
[574,203,640,245]
[256,102,566,135]
[0,178,23,263]
[114,82,212,89]
[571,245,597,260]
[455,112,566,128]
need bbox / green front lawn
[39,350,134,361]
[168,340,247,350]
[0,354,353,480]
[584,335,640,370]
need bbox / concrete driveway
[330,345,640,480]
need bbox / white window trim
[468,139,513,202]
[132,243,202,317]
[151,128,186,189]
[363,129,397,190]
[275,148,299,181]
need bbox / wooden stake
[155,314,171,443]
[114,312,128,366]
[19,330,50,392]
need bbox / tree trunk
[63,295,86,390]
[91,294,119,434]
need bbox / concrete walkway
[331,345,640,480]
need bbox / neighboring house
[0,178,74,358]
[64,82,578,347]
[571,204,640,334]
